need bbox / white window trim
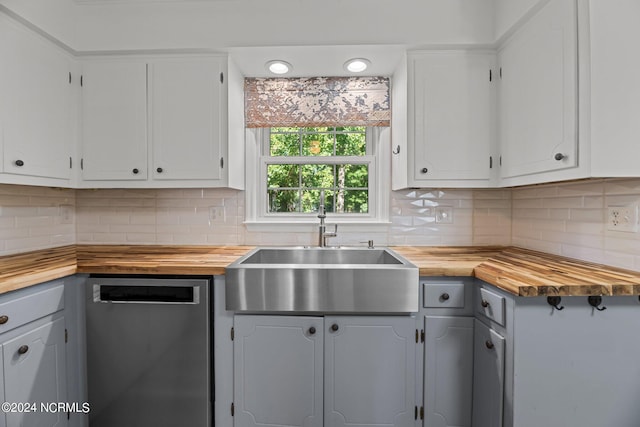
[244,127,391,231]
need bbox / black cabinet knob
[441,293,450,301]
[156,167,163,173]
[554,153,566,161]
[18,345,29,355]
[481,299,490,308]
[15,160,24,167]
[132,168,139,174]
[330,324,339,332]
[0,315,8,325]
[420,167,428,174]
[308,327,316,335]
[485,340,494,350]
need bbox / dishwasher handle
[93,284,201,305]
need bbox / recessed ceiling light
[344,58,371,73]
[266,60,292,75]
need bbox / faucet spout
[318,190,337,247]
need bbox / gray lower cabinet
[423,316,474,427]
[233,315,416,427]
[421,277,475,427]
[3,317,67,427]
[0,278,78,427]
[471,319,505,427]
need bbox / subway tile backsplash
[1,178,640,272]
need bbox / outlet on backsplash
[435,206,453,224]
[607,203,639,233]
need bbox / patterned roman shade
[245,76,390,128]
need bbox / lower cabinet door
[3,317,67,427]
[424,316,474,427]
[233,315,324,427]
[471,320,505,427]
[324,316,416,427]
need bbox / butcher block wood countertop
[2,244,640,297]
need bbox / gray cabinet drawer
[476,287,506,326]
[424,283,465,308]
[0,282,65,334]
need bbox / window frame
[244,127,391,228]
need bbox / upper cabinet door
[81,60,148,180]
[498,0,578,181]
[150,58,224,181]
[409,51,495,186]
[0,14,74,181]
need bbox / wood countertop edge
[2,244,640,297]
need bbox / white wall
[0,0,77,47]
[72,0,494,51]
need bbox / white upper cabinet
[81,60,148,181]
[393,51,496,189]
[497,0,578,185]
[150,58,224,181]
[79,55,244,189]
[0,13,77,186]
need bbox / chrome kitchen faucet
[318,190,338,247]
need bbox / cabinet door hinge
[499,67,502,79]
[414,406,418,420]
[230,327,234,341]
[489,156,493,169]
[231,402,235,416]
[419,406,424,420]
[489,69,492,82]
[65,328,68,343]
[70,157,73,169]
[80,158,84,170]
[69,72,72,84]
[220,157,224,169]
[80,75,83,87]
[220,72,224,84]
[499,155,502,167]
[421,329,425,343]
[415,329,419,343]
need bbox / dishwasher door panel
[86,277,210,427]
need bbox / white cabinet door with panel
[233,315,323,427]
[498,0,579,185]
[80,60,148,181]
[407,51,496,188]
[324,316,415,427]
[0,13,75,184]
[150,58,224,181]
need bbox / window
[266,126,370,214]
[245,126,390,225]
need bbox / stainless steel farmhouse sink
[225,247,419,313]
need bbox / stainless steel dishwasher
[85,275,212,427]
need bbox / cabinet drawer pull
[440,293,450,301]
[554,153,566,161]
[485,340,494,350]
[156,167,163,173]
[330,324,339,332]
[132,168,139,174]
[17,345,29,355]
[0,315,8,325]
[308,327,316,335]
[481,299,490,308]
[15,160,24,167]
[420,167,428,174]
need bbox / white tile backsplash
[3,177,640,272]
